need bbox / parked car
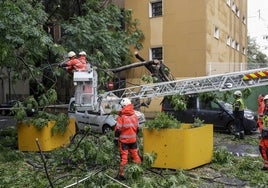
[0,100,35,116]
[0,100,20,116]
[161,95,258,134]
[68,97,146,134]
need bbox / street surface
[0,115,16,129]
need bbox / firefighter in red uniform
[259,95,268,171]
[114,98,141,180]
[258,94,265,131]
[78,51,92,71]
[59,51,86,74]
[78,51,88,69]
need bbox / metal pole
[7,67,11,101]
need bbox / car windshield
[217,100,232,111]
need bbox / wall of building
[206,0,247,74]
[123,0,248,115]
[0,68,29,103]
[125,0,247,78]
[163,0,207,77]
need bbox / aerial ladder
[102,68,268,101]
[73,54,268,111]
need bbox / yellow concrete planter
[17,118,76,152]
[143,124,213,170]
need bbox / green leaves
[248,36,268,64]
[52,113,69,135]
[144,112,181,130]
[191,118,204,128]
[168,95,187,111]
[61,0,144,69]
[212,147,235,165]
[125,164,144,180]
[0,0,53,68]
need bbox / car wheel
[102,124,113,134]
[227,121,236,135]
[70,101,76,112]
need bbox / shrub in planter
[143,112,213,170]
[12,89,75,151]
[144,112,181,130]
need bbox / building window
[242,47,246,55]
[226,0,231,7]
[151,47,163,60]
[235,7,240,17]
[150,1,162,17]
[236,42,240,51]
[242,16,246,24]
[226,36,231,46]
[214,26,219,39]
[232,2,236,13]
[236,10,240,17]
[262,35,268,40]
[231,40,236,48]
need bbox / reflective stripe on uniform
[120,134,136,139]
[264,160,268,168]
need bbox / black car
[161,95,258,134]
[0,100,19,116]
[0,100,35,116]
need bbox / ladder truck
[73,54,268,114]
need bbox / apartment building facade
[117,0,248,115]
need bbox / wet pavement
[214,131,261,157]
[219,143,259,157]
[0,115,16,129]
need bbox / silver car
[68,97,146,134]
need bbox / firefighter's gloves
[114,129,121,147]
[58,63,67,68]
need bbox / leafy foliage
[0,128,268,187]
[144,112,181,130]
[125,164,144,180]
[12,88,69,135]
[191,118,205,128]
[248,36,268,64]
[0,0,59,81]
[0,0,144,101]
[212,147,235,165]
[51,113,69,135]
[199,92,217,103]
[142,152,157,168]
[141,75,158,84]
[59,0,144,88]
[168,95,187,111]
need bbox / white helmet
[79,51,87,56]
[234,90,242,97]
[68,51,76,58]
[264,95,268,101]
[120,98,131,107]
